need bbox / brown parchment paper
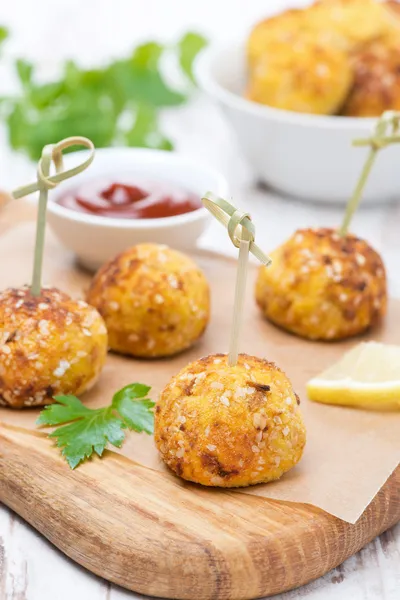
[0,218,399,524]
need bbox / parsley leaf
[112,383,154,433]
[178,32,208,82]
[0,31,207,160]
[16,59,33,89]
[0,26,8,47]
[131,42,163,70]
[37,384,154,469]
[123,104,173,150]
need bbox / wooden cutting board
[0,211,399,600]
[0,425,399,600]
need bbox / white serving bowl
[47,147,228,271]
[195,43,400,204]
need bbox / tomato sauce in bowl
[57,177,203,219]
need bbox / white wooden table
[0,0,399,597]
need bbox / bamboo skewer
[340,111,400,237]
[202,192,271,366]
[11,136,95,296]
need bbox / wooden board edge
[0,423,399,600]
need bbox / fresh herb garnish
[37,383,154,469]
[0,32,207,160]
[0,26,8,47]
[178,32,208,83]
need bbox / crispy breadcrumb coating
[246,0,400,115]
[247,9,310,68]
[255,228,387,341]
[307,0,400,49]
[86,243,210,358]
[247,37,352,115]
[0,286,107,408]
[155,353,306,487]
[342,40,400,116]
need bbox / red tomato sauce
[57,177,202,219]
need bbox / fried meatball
[255,228,387,341]
[0,286,107,408]
[341,40,400,116]
[86,243,210,358]
[247,9,308,68]
[155,353,306,487]
[246,38,352,115]
[307,0,400,49]
[246,5,351,71]
[0,191,11,209]
[386,0,400,20]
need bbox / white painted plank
[0,510,107,600]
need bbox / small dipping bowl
[47,147,228,271]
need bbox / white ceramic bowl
[195,43,400,204]
[47,147,228,271]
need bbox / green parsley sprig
[0,31,207,160]
[0,26,8,48]
[37,383,154,469]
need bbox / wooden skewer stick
[340,111,400,237]
[202,192,271,367]
[11,136,95,296]
[31,146,52,297]
[228,236,251,366]
[339,147,379,238]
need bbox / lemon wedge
[307,342,400,410]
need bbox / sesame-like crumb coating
[155,354,306,488]
[246,37,352,115]
[0,286,108,408]
[247,9,308,68]
[306,0,400,49]
[386,0,400,20]
[341,40,400,117]
[86,243,210,358]
[256,228,387,341]
[246,1,400,115]
[247,1,399,70]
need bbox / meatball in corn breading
[255,228,387,341]
[386,0,400,20]
[247,9,308,68]
[246,38,352,115]
[86,243,210,358]
[247,0,400,70]
[307,0,400,49]
[155,353,306,488]
[0,286,107,408]
[341,40,400,117]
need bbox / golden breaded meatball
[0,191,11,210]
[86,243,210,358]
[246,38,352,115]
[0,286,107,408]
[386,0,400,19]
[247,6,348,69]
[307,0,400,49]
[256,228,387,341]
[247,9,307,68]
[341,40,400,116]
[155,353,306,487]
